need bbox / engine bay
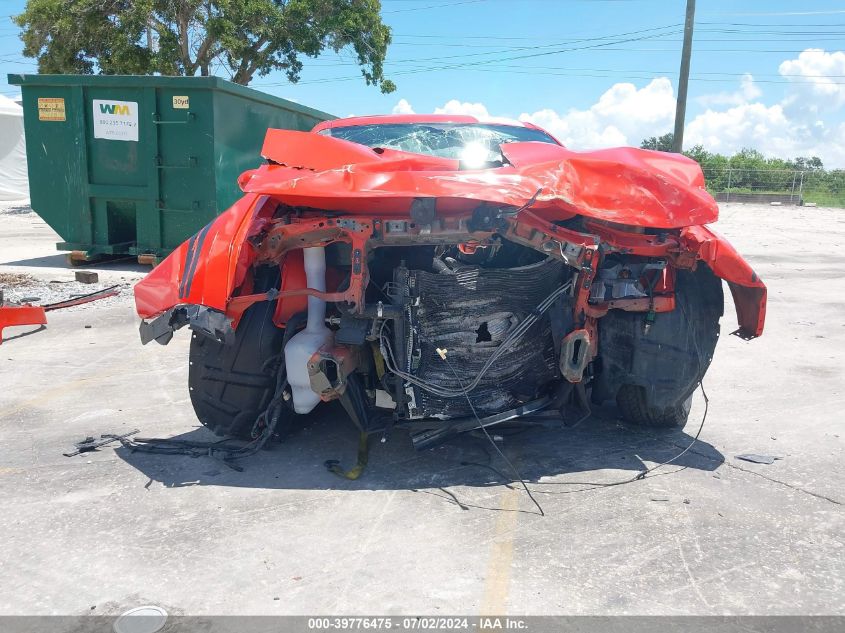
[239,209,705,447]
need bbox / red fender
[134,193,263,320]
[682,225,767,339]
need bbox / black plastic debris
[64,429,139,457]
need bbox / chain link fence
[700,168,845,207]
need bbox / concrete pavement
[0,202,842,616]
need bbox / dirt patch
[0,272,37,288]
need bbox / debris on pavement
[0,290,47,345]
[0,282,122,344]
[42,285,120,311]
[1,270,127,311]
[0,272,36,287]
[74,270,99,284]
[736,453,783,465]
[63,429,139,457]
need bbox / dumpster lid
[7,73,335,122]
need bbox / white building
[0,94,29,201]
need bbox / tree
[640,133,674,152]
[14,0,395,92]
[788,156,824,172]
[683,144,709,165]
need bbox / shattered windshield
[319,122,558,164]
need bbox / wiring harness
[378,279,573,399]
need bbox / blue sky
[2,0,845,164]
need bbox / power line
[384,37,845,48]
[254,18,845,87]
[379,23,683,65]
[584,47,845,53]
[393,28,845,40]
[307,43,845,67]
[494,66,845,79]
[297,55,845,77]
[268,65,845,88]
[383,0,487,13]
[708,9,845,17]
[699,21,845,27]
[252,28,689,88]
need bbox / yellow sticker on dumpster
[37,97,66,121]
[172,96,189,109]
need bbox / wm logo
[99,103,131,115]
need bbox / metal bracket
[559,329,591,383]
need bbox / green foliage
[640,133,674,152]
[638,133,844,206]
[691,148,829,199]
[14,0,395,92]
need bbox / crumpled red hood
[236,129,718,229]
[135,128,765,337]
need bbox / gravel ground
[0,274,133,309]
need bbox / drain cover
[113,605,168,633]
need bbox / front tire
[616,384,692,428]
[188,299,286,439]
[595,264,723,430]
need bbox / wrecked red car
[134,114,766,452]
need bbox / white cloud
[686,102,790,153]
[391,98,415,115]
[523,56,845,165]
[392,97,519,123]
[696,73,761,107]
[518,78,676,149]
[741,74,763,101]
[433,99,491,118]
[386,52,845,166]
[779,49,845,106]
[685,101,845,165]
[684,50,845,165]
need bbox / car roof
[311,114,548,134]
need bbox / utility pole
[672,0,696,153]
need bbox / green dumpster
[8,74,334,263]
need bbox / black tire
[617,384,692,428]
[188,299,286,439]
[608,264,723,429]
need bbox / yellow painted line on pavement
[480,486,519,615]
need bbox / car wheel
[616,384,692,428]
[188,271,288,439]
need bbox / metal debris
[43,285,120,311]
[0,294,47,345]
